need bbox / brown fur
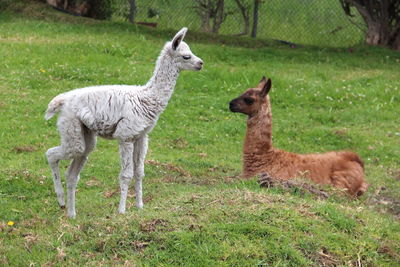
[229,77,368,197]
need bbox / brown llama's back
[291,150,367,196]
[248,149,368,196]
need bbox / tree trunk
[391,28,400,50]
[234,0,250,35]
[340,0,400,50]
[212,0,224,33]
[242,13,250,36]
[251,0,260,38]
[201,12,211,32]
[195,0,228,33]
[129,0,136,23]
[364,19,400,50]
[365,22,381,45]
[196,0,212,32]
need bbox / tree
[251,0,261,38]
[340,0,400,50]
[194,0,232,33]
[87,0,112,20]
[128,0,136,23]
[234,0,251,35]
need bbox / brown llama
[229,77,368,196]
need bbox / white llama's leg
[118,141,134,214]
[65,130,97,184]
[46,146,67,208]
[49,115,87,218]
[133,135,148,209]
[65,158,82,218]
[65,129,97,218]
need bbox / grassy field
[1,2,400,266]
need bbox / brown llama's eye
[244,97,254,105]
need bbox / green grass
[1,2,400,266]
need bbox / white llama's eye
[182,55,191,60]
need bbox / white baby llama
[45,28,203,218]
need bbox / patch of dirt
[0,222,7,232]
[377,245,400,260]
[334,128,348,137]
[146,159,191,177]
[139,218,170,233]
[12,145,37,153]
[258,173,329,199]
[222,175,240,184]
[160,173,217,186]
[85,177,102,187]
[95,240,107,252]
[369,187,400,218]
[316,247,339,266]
[388,169,400,181]
[56,247,67,261]
[20,215,49,229]
[103,189,119,198]
[297,203,320,219]
[22,233,38,253]
[160,175,177,183]
[0,255,9,265]
[103,187,135,199]
[152,160,238,186]
[242,189,276,205]
[301,246,339,266]
[130,240,150,251]
[171,137,188,149]
[350,254,373,267]
[103,189,152,204]
[188,223,202,231]
[144,194,153,204]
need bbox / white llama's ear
[260,78,272,97]
[171,27,188,50]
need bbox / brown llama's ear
[260,78,272,97]
[257,76,267,89]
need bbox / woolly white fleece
[45,28,203,218]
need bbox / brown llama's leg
[331,152,367,197]
[357,182,369,196]
[330,172,352,194]
[331,159,366,197]
[258,173,276,188]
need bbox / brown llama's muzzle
[229,99,240,113]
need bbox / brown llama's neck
[244,96,273,155]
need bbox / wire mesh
[81,0,366,47]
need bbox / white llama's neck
[145,48,180,107]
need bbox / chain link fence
[53,0,367,47]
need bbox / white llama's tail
[45,94,66,120]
